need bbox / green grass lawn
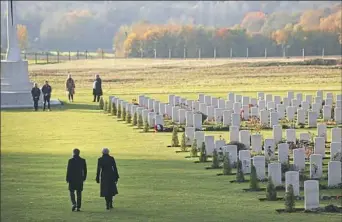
[1,59,342,222]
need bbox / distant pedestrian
[31,83,41,111]
[41,80,52,111]
[66,74,75,102]
[66,148,87,212]
[92,74,102,102]
[96,148,119,210]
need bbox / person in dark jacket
[65,74,75,102]
[41,81,52,111]
[96,148,119,210]
[92,74,103,102]
[66,148,87,212]
[31,83,41,111]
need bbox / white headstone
[242,105,249,120]
[259,109,269,127]
[169,94,175,106]
[235,95,242,103]
[296,93,303,104]
[205,136,215,155]
[325,98,333,107]
[334,107,342,124]
[159,103,166,115]
[274,96,281,106]
[317,123,327,140]
[231,113,241,127]
[186,100,193,111]
[229,126,239,142]
[239,130,251,149]
[186,111,194,127]
[287,91,294,101]
[239,150,251,174]
[314,137,325,157]
[214,108,224,124]
[304,180,319,210]
[194,131,205,149]
[257,92,265,100]
[297,109,305,125]
[148,112,155,127]
[285,171,300,196]
[204,95,211,106]
[148,99,154,110]
[233,102,241,114]
[142,109,149,120]
[310,154,323,179]
[283,97,290,107]
[192,101,200,112]
[331,127,342,143]
[218,99,225,109]
[165,104,172,118]
[185,127,195,146]
[242,96,250,106]
[206,106,214,121]
[316,90,323,99]
[199,94,205,103]
[138,95,145,106]
[199,103,207,114]
[328,161,342,187]
[291,99,299,108]
[172,106,180,122]
[268,163,282,186]
[299,133,310,142]
[266,94,273,104]
[286,106,296,121]
[308,111,317,127]
[215,140,226,152]
[270,112,279,127]
[330,142,342,161]
[211,97,218,108]
[250,107,259,118]
[323,105,331,121]
[273,125,283,144]
[258,100,266,110]
[267,101,275,111]
[286,129,296,143]
[301,101,309,112]
[264,139,276,160]
[222,145,237,166]
[155,114,164,126]
[336,100,342,108]
[250,98,257,106]
[253,156,265,180]
[228,92,235,102]
[278,143,289,164]
[305,95,313,105]
[311,103,319,115]
[193,113,202,130]
[251,134,262,152]
[174,96,180,106]
[223,110,232,126]
[153,101,160,113]
[293,148,305,171]
[225,100,233,110]
[276,104,285,119]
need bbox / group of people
[66,148,119,211]
[31,74,103,110]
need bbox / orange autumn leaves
[17,24,28,50]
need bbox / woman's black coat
[93,78,103,96]
[96,154,119,197]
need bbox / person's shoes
[43,108,45,111]
[72,205,76,212]
[110,202,113,209]
[76,208,81,212]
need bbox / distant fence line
[0,47,340,64]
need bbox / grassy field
[1,58,342,222]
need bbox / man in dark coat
[96,148,119,210]
[66,149,87,212]
[31,83,41,111]
[41,80,52,111]
[92,74,103,102]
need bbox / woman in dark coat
[92,74,103,102]
[96,148,119,210]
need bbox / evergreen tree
[180,132,187,151]
[236,160,245,182]
[199,142,207,162]
[266,177,277,201]
[117,104,122,118]
[190,139,198,157]
[111,102,116,116]
[223,152,232,175]
[104,100,108,112]
[143,118,149,132]
[171,127,179,147]
[127,111,132,123]
[284,184,295,212]
[122,107,127,121]
[249,164,259,190]
[211,149,220,168]
[99,97,104,110]
[137,113,143,128]
[133,112,138,125]
[108,100,112,113]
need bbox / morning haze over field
[1,1,342,222]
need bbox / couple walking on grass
[66,148,119,212]
[31,81,52,111]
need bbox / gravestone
[337,94,342,101]
[214,108,224,124]
[287,91,294,101]
[174,96,180,106]
[331,127,342,143]
[143,97,149,108]
[326,92,333,100]
[317,124,327,140]
[276,104,285,119]
[205,136,215,155]
[259,109,269,127]
[165,104,172,118]
[186,100,193,110]
[185,127,195,146]
[274,96,281,106]
[148,112,155,127]
[270,112,279,127]
[235,95,242,103]
[286,106,296,121]
[180,98,187,107]
[218,99,225,109]
[304,180,320,210]
[293,148,305,171]
[215,140,226,152]
[136,107,144,115]
[330,142,342,161]
[206,106,214,121]
[155,114,164,126]
[296,93,303,104]
[291,99,299,108]
[172,106,180,122]
[267,101,275,111]
[223,110,232,126]
[204,95,212,105]
[222,145,237,166]
[251,134,262,152]
[328,161,342,187]
[131,104,138,115]
[299,133,310,142]
[266,94,273,104]
[316,90,323,99]
[211,97,218,108]
[138,95,145,106]
[257,92,265,100]
[315,97,323,110]
[192,101,200,112]
[264,139,276,160]
[250,98,257,106]
[325,98,333,107]
[334,107,342,124]
[323,105,331,121]
[242,96,250,106]
[308,111,317,127]
[297,109,305,125]
[250,107,259,118]
[253,156,265,180]
[159,103,166,115]
[199,94,205,103]
[228,92,235,102]
[286,129,296,143]
[194,131,205,149]
[169,94,175,106]
[310,154,323,179]
[233,102,241,114]
[305,95,313,105]
[242,105,249,120]
[285,171,300,196]
[178,109,186,124]
[283,97,290,107]
[268,163,282,186]
[273,125,282,144]
[199,103,207,115]
[311,103,319,115]
[225,100,233,110]
[193,113,202,130]
[153,101,160,114]
[148,99,154,110]
[239,150,251,174]
[258,100,266,110]
[278,143,289,164]
[301,101,309,112]
[239,130,251,149]
[231,113,241,127]
[336,100,342,108]
[142,109,149,120]
[229,126,239,142]
[314,137,325,157]
[186,111,194,127]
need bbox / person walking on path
[92,74,102,102]
[96,148,119,210]
[66,74,75,102]
[66,148,87,212]
[41,80,52,111]
[31,83,41,111]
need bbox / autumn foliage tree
[17,24,28,50]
